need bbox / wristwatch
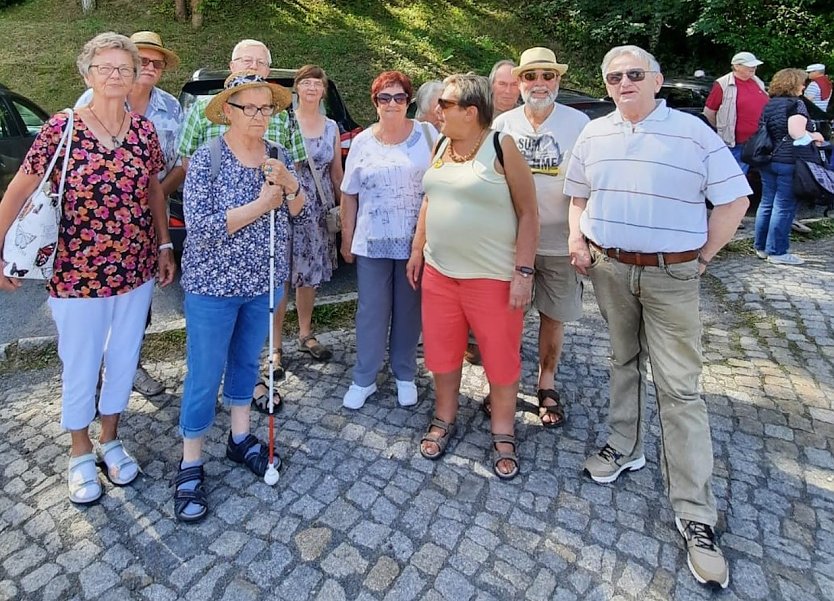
[284,183,301,201]
[515,265,534,278]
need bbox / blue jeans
[729,144,750,175]
[755,162,797,256]
[180,290,280,438]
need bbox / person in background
[414,80,444,129]
[76,30,183,398]
[409,73,538,480]
[492,47,589,427]
[174,72,306,522]
[567,44,750,590]
[0,32,175,504]
[804,63,831,112]
[339,71,436,410]
[176,38,305,402]
[262,64,343,396]
[489,59,520,117]
[703,51,769,174]
[754,68,826,266]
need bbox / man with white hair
[703,51,769,173]
[804,63,831,112]
[489,59,520,117]
[567,44,750,589]
[492,47,589,428]
[414,79,444,129]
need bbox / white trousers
[48,279,154,430]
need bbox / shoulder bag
[2,109,73,280]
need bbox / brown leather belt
[589,242,699,267]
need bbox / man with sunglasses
[703,52,769,173]
[492,47,589,428]
[75,31,184,398]
[566,45,750,590]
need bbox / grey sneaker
[584,444,645,483]
[675,518,730,589]
[754,249,768,259]
[767,253,804,265]
[133,365,165,396]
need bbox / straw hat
[204,71,292,124]
[130,31,180,70]
[512,47,569,77]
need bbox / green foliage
[0,0,25,8]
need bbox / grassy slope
[0,0,543,123]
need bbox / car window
[12,99,46,136]
[0,102,13,139]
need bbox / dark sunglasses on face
[227,101,276,117]
[436,98,463,110]
[522,70,558,82]
[140,57,166,70]
[605,69,656,85]
[375,93,409,105]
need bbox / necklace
[88,107,128,148]
[448,129,488,163]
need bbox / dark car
[558,86,615,119]
[169,68,363,253]
[657,77,713,122]
[0,83,50,196]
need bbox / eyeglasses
[605,69,657,85]
[375,93,409,105]
[297,80,324,89]
[227,102,276,117]
[140,57,167,70]
[89,64,135,78]
[232,57,270,68]
[522,71,559,82]
[436,98,463,110]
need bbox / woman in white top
[340,70,436,410]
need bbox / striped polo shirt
[564,100,752,252]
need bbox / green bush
[0,0,26,9]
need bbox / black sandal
[420,417,456,460]
[226,432,279,477]
[251,378,283,415]
[492,433,519,480]
[537,388,566,427]
[173,464,208,523]
[481,395,492,418]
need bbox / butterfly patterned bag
[2,109,73,280]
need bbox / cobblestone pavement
[1,237,833,601]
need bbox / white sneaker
[395,380,418,407]
[754,249,768,259]
[342,382,377,409]
[767,253,804,265]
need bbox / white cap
[731,52,763,67]
[806,63,826,73]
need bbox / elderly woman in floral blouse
[173,72,307,522]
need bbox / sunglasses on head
[605,69,656,85]
[522,70,558,82]
[375,92,409,105]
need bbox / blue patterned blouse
[181,137,308,297]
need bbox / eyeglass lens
[522,71,558,82]
[605,69,650,85]
[141,57,166,69]
[91,65,134,77]
[227,102,275,117]
[376,93,408,105]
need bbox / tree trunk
[80,0,95,14]
[175,0,188,21]
[190,0,203,29]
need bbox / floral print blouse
[22,111,163,298]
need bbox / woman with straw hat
[173,71,307,522]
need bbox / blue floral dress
[291,118,338,288]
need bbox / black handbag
[741,122,774,167]
[793,144,834,214]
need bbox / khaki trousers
[588,247,717,526]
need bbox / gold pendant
[433,158,443,169]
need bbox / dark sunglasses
[522,70,559,82]
[140,57,166,70]
[436,98,464,110]
[605,69,657,85]
[375,92,409,105]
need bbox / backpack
[793,144,834,216]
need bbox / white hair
[600,45,661,78]
[414,80,444,119]
[231,39,272,66]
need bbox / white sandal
[68,453,102,504]
[96,439,140,486]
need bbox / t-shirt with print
[493,103,589,256]
[340,120,436,259]
[22,111,164,298]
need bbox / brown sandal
[298,334,332,361]
[420,417,456,460]
[492,433,519,480]
[537,389,565,427]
